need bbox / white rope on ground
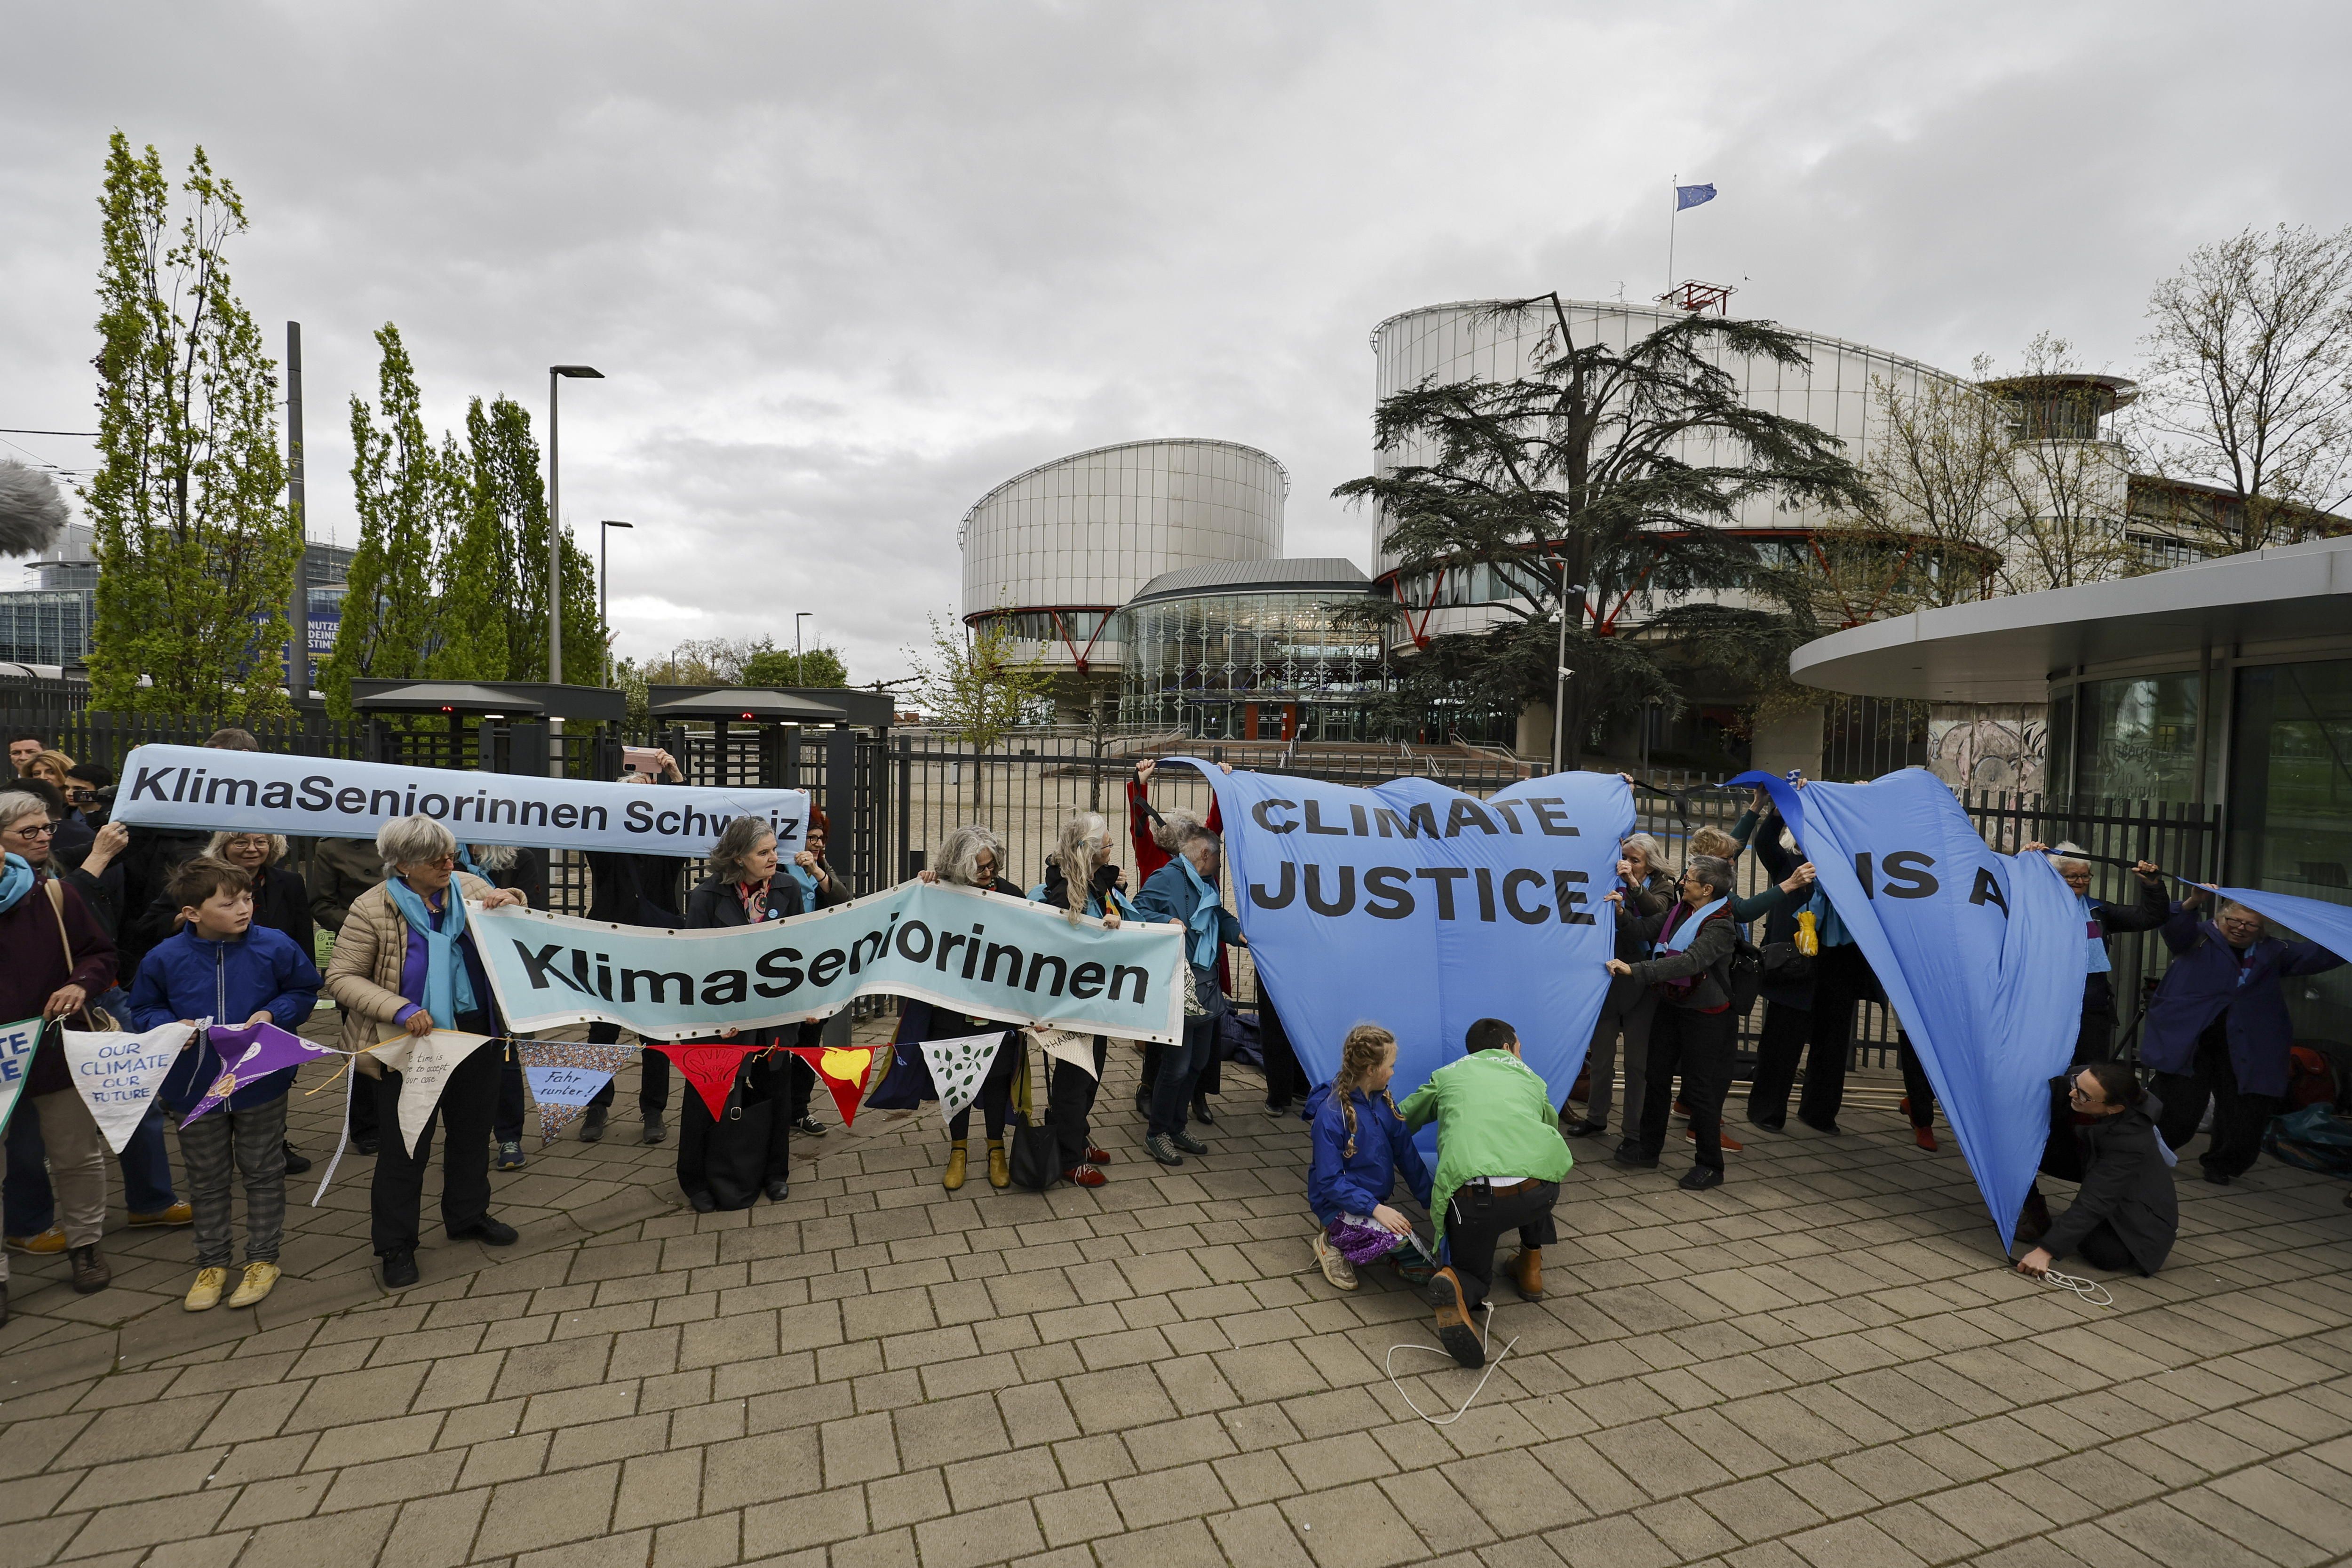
[2034,1266,2114,1307]
[1385,1305,1522,1425]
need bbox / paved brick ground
[3,1029,2350,1568]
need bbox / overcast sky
[4,1,2346,685]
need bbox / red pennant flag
[784,1044,875,1129]
[650,1042,761,1118]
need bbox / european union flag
[1676,183,1716,210]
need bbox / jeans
[0,1090,109,1286]
[1581,975,1658,1131]
[177,1094,289,1266]
[1640,1005,1734,1170]
[6,1095,175,1234]
[1149,1015,1218,1138]
[368,1042,500,1257]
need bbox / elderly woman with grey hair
[1565,831,1676,1140]
[325,814,528,1290]
[911,824,1028,1189]
[1607,853,1741,1189]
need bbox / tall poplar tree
[461,396,602,686]
[322,324,459,716]
[82,133,299,715]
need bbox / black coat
[675,870,803,1209]
[683,871,806,929]
[2082,879,2171,1010]
[588,849,685,927]
[2043,1097,2179,1275]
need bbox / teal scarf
[385,876,478,1027]
[1653,896,1729,955]
[1178,857,1223,969]
[0,853,30,915]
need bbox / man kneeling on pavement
[1398,1018,1572,1368]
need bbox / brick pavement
[2,1028,2350,1568]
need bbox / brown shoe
[1426,1267,1485,1368]
[2016,1188,2052,1244]
[68,1244,111,1295]
[1508,1247,1544,1302]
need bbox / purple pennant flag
[181,1021,334,1127]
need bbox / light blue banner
[2196,883,2352,962]
[1184,759,1630,1104]
[471,880,1187,1044]
[1734,768,2083,1250]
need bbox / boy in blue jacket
[1306,1024,1435,1289]
[128,856,321,1312]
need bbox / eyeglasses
[408,853,456,869]
[5,822,56,840]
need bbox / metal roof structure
[645,686,850,724]
[1127,557,1374,605]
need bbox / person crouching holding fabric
[2016,1060,2178,1280]
[1609,854,1740,1190]
[1398,1018,1572,1369]
[675,817,802,1212]
[325,815,529,1290]
[1306,1024,1434,1290]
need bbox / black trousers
[369,1041,500,1258]
[2073,1220,2142,1274]
[1793,943,1875,1126]
[587,1024,673,1113]
[1258,1001,1306,1110]
[1640,1005,1734,1170]
[2154,1024,2279,1180]
[1896,1037,1936,1128]
[789,1021,822,1120]
[1744,999,1812,1124]
[1049,1037,1109,1166]
[1443,1180,1559,1310]
[948,1033,1021,1141]
[494,1042,524,1144]
[2075,982,2117,1066]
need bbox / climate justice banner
[110,744,809,858]
[1184,759,1630,1104]
[1734,769,2082,1251]
[469,880,1187,1044]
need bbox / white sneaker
[1312,1231,1359,1290]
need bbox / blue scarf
[1178,857,1224,969]
[1653,896,1728,956]
[786,860,820,907]
[385,876,478,1027]
[0,853,31,915]
[1800,887,1853,947]
[2078,893,2112,975]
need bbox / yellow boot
[987,1138,1010,1189]
[943,1139,968,1191]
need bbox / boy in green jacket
[1397,1018,1573,1368]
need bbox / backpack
[2286,1045,2339,1112]
[2263,1103,2352,1178]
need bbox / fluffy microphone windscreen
[0,459,69,559]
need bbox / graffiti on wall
[1927,704,2048,795]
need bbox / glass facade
[1119,589,1391,741]
[0,589,93,665]
[2074,673,2201,803]
[2230,659,2352,1044]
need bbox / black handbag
[1006,1037,1062,1191]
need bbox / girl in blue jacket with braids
[1305,1024,1435,1290]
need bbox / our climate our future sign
[1184,759,1631,1103]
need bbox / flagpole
[1666,174,1677,301]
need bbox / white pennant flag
[371,1029,500,1155]
[1028,1028,1100,1080]
[62,1019,206,1153]
[918,1031,1009,1131]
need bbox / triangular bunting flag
[376,1029,499,1156]
[783,1044,875,1130]
[516,1041,643,1141]
[183,1021,334,1126]
[1028,1029,1099,1080]
[650,1041,762,1119]
[0,1016,43,1137]
[63,1019,204,1152]
[917,1031,1009,1131]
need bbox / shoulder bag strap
[40,876,99,1031]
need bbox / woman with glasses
[1605,854,1741,1190]
[323,814,529,1290]
[909,825,1027,1189]
[140,831,315,955]
[2015,1060,2177,1280]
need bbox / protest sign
[110,743,807,858]
[181,1021,333,1125]
[1185,759,1629,1104]
[516,1040,642,1139]
[471,880,1186,1044]
[0,1017,42,1135]
[1736,769,2082,1250]
[63,1021,203,1152]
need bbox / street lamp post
[547,365,604,685]
[794,612,812,681]
[600,521,634,688]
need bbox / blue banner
[1183,760,1629,1104]
[2195,883,2352,962]
[470,880,1187,1044]
[1733,769,2082,1250]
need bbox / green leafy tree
[322,325,461,716]
[465,397,602,685]
[427,422,509,684]
[907,614,1051,813]
[740,645,849,687]
[82,134,299,715]
[1336,294,1871,764]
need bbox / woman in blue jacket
[1133,823,1245,1168]
[2144,891,2344,1183]
[1307,1024,1434,1290]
